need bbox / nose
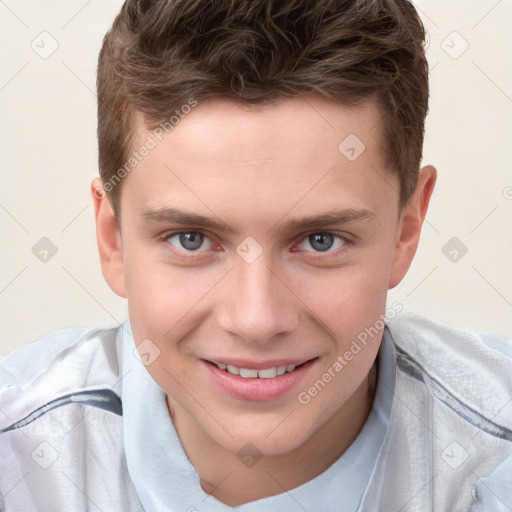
[216,255,300,345]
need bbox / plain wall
[1,0,511,356]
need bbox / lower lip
[202,359,316,401]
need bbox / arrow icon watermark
[32,237,58,263]
[338,133,366,162]
[236,236,263,263]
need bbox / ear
[388,165,437,289]
[91,178,127,298]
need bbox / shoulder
[386,311,512,358]
[386,311,512,367]
[0,324,144,511]
[1,325,93,386]
[0,323,126,432]
[386,311,512,427]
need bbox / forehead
[122,95,397,226]
[134,94,383,164]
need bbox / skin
[92,94,436,505]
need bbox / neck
[167,362,377,506]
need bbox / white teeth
[258,367,278,379]
[216,362,300,378]
[226,364,239,375]
[239,368,259,378]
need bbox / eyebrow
[140,207,375,233]
[141,207,235,233]
[279,208,375,232]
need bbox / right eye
[166,231,213,253]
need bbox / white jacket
[1,313,511,511]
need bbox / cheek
[124,246,220,344]
[294,262,389,337]
[124,261,209,390]
[299,270,386,404]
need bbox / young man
[1,0,511,510]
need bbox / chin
[211,416,315,458]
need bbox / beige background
[1,0,511,355]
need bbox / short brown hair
[97,0,429,215]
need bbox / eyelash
[159,229,352,261]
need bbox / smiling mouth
[203,357,318,401]
[206,359,315,379]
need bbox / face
[94,94,435,456]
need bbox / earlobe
[388,165,437,289]
[91,178,127,298]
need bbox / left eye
[297,232,346,253]
[168,232,212,252]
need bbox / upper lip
[204,357,316,369]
